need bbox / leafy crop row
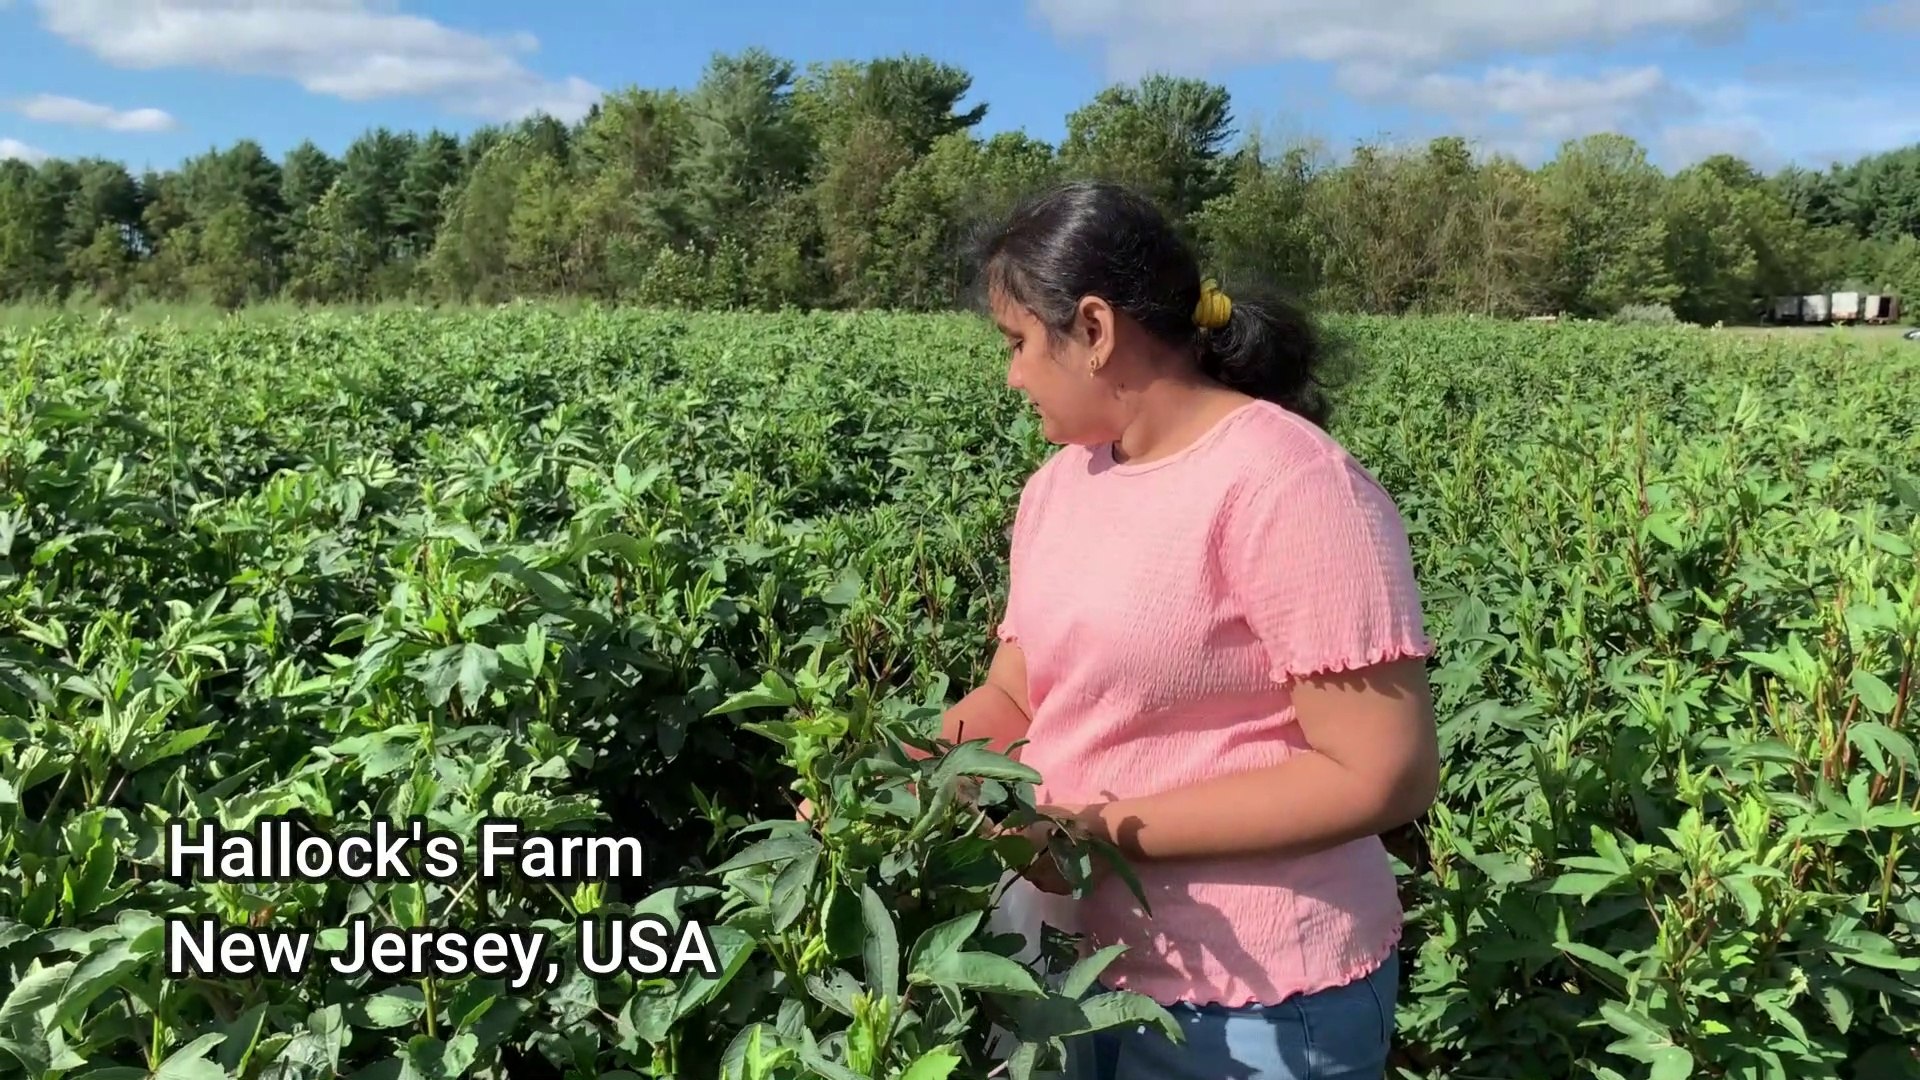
[2,308,1918,1079]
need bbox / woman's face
[992,288,1124,447]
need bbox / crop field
[3,307,1919,1080]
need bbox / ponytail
[1194,285,1336,428]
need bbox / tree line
[3,48,1918,324]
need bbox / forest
[3,47,1918,324]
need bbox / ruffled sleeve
[1222,451,1432,684]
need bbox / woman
[949,180,1440,1079]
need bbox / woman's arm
[909,640,1034,759]
[1058,656,1438,862]
[1048,450,1440,865]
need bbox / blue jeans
[1066,952,1399,1080]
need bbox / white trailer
[1864,295,1902,323]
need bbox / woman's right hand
[796,798,813,821]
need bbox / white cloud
[1029,0,1796,167]
[29,0,601,123]
[0,138,49,163]
[1030,0,1779,81]
[1395,65,1677,142]
[9,93,177,132]
[1650,80,1920,170]
[1660,120,1774,168]
[1651,81,1777,167]
[1323,62,1694,165]
[1026,0,1920,170]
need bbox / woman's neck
[1110,377,1251,466]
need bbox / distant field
[1720,321,1917,343]
[0,298,598,331]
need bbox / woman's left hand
[1010,804,1109,895]
[1015,819,1072,894]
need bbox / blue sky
[2,0,1917,177]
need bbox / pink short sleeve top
[996,399,1433,1007]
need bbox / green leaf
[1849,671,1900,715]
[1547,872,1625,900]
[155,1034,228,1080]
[768,849,818,934]
[1847,722,1917,774]
[129,723,218,770]
[353,988,427,1029]
[1004,1042,1040,1080]
[669,934,756,1030]
[1819,984,1853,1034]
[899,1047,963,1080]
[907,912,982,979]
[1892,472,1920,511]
[630,885,722,923]
[1643,512,1684,549]
[1649,1047,1694,1080]
[796,1049,866,1080]
[919,950,1045,998]
[1077,991,1182,1040]
[709,672,796,716]
[397,1032,480,1080]
[1462,850,1535,884]
[0,960,73,1027]
[1601,1001,1692,1077]
[456,644,499,707]
[52,939,145,1027]
[804,969,864,1018]
[929,741,1043,788]
[1062,944,1129,998]
[415,645,464,706]
[860,884,900,1004]
[1553,941,1631,982]
[711,834,820,875]
[823,883,864,961]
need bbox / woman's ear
[1076,295,1116,370]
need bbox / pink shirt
[997,399,1432,1007]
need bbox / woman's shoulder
[1220,400,1366,489]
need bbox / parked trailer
[1766,291,1901,324]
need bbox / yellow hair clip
[1194,278,1232,330]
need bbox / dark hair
[973,179,1337,428]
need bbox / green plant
[2,309,1917,1080]
[614,648,1175,1079]
[1609,303,1681,325]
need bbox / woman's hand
[1002,804,1109,895]
[1010,819,1072,894]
